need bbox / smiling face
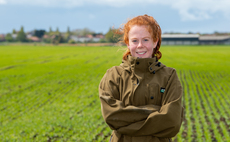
[127,25,158,58]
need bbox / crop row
[175,70,229,142]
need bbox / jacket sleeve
[99,68,161,130]
[116,69,184,138]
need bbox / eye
[132,40,137,42]
[144,39,149,41]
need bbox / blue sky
[0,0,230,34]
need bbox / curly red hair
[119,14,162,60]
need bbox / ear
[127,43,130,50]
[154,39,158,48]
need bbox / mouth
[136,51,147,55]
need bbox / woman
[99,14,184,142]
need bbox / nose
[137,41,143,48]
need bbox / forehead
[129,25,151,38]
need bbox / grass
[0,45,229,141]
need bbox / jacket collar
[120,55,165,74]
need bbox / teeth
[137,52,146,55]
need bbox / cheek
[128,45,137,54]
[127,40,133,49]
[129,46,135,52]
[147,43,155,50]
[128,43,135,49]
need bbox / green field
[0,45,229,142]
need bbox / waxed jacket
[99,55,184,142]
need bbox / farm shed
[161,34,199,45]
[199,35,230,45]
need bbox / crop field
[0,45,229,142]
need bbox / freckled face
[127,25,158,58]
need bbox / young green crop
[0,45,229,141]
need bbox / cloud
[2,0,84,7]
[164,0,230,21]
[0,0,6,4]
[2,0,230,21]
[99,0,230,21]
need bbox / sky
[0,0,230,34]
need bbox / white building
[199,35,230,45]
[161,34,200,45]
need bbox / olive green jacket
[99,55,184,142]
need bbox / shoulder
[161,66,180,86]
[101,66,124,83]
[159,64,177,77]
[163,66,177,74]
[105,65,125,76]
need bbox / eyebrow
[130,37,151,39]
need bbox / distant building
[42,35,49,39]
[162,34,199,45]
[70,35,91,43]
[12,34,17,40]
[93,34,105,42]
[26,34,33,39]
[0,34,5,41]
[199,35,230,45]
[70,34,105,43]
[161,34,230,45]
[27,36,41,42]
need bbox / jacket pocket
[147,83,162,105]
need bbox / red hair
[119,14,162,60]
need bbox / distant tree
[67,26,70,34]
[49,27,53,33]
[105,28,122,43]
[16,26,27,42]
[56,27,60,34]
[51,33,64,45]
[20,26,24,32]
[12,29,16,34]
[5,33,13,42]
[98,38,107,43]
[82,28,92,36]
[68,39,75,44]
[65,26,71,42]
[213,31,226,35]
[34,30,46,38]
[42,36,52,43]
[214,31,219,34]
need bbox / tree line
[2,26,122,44]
